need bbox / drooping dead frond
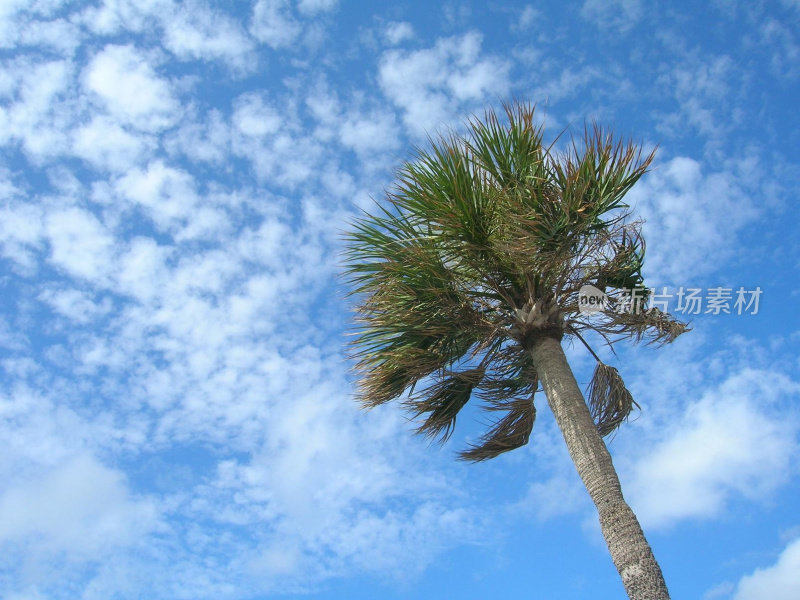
[404,367,485,443]
[459,397,536,461]
[587,362,638,436]
[606,306,691,345]
[354,346,448,408]
[478,344,538,402]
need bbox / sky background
[1,1,799,599]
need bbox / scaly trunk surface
[527,333,670,600]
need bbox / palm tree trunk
[527,333,670,600]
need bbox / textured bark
[527,334,670,600]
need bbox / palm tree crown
[344,102,688,460]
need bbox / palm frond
[550,124,655,227]
[459,397,536,461]
[465,101,547,192]
[603,306,690,346]
[596,224,647,293]
[404,367,485,442]
[477,344,537,398]
[586,362,639,436]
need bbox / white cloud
[0,315,28,354]
[378,32,510,138]
[0,197,45,272]
[232,92,282,137]
[114,161,202,235]
[2,57,74,160]
[339,107,400,155]
[0,61,15,98]
[297,0,338,16]
[79,0,258,73]
[0,454,160,557]
[628,155,759,284]
[384,21,414,45]
[655,55,737,147]
[38,264,480,590]
[581,0,642,31]
[38,287,112,325]
[515,6,540,30]
[760,18,800,78]
[627,368,799,529]
[0,0,39,48]
[174,378,479,588]
[732,537,800,600]
[16,17,83,55]
[72,115,152,172]
[84,44,179,132]
[250,0,301,48]
[704,581,735,600]
[442,3,471,27]
[0,107,8,146]
[30,0,75,15]
[78,0,171,35]
[303,84,400,160]
[164,109,230,164]
[533,65,601,103]
[115,236,173,302]
[230,93,324,187]
[519,471,588,521]
[45,206,115,283]
[233,216,294,270]
[161,1,256,71]
[304,84,340,146]
[0,0,28,40]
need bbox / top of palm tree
[343,101,689,461]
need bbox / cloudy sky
[1,1,799,599]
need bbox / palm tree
[343,102,688,600]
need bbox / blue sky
[1,1,799,599]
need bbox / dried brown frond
[354,346,446,408]
[404,367,485,443]
[587,362,639,436]
[459,397,536,462]
[607,307,691,345]
[478,345,538,403]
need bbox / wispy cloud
[581,0,642,32]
